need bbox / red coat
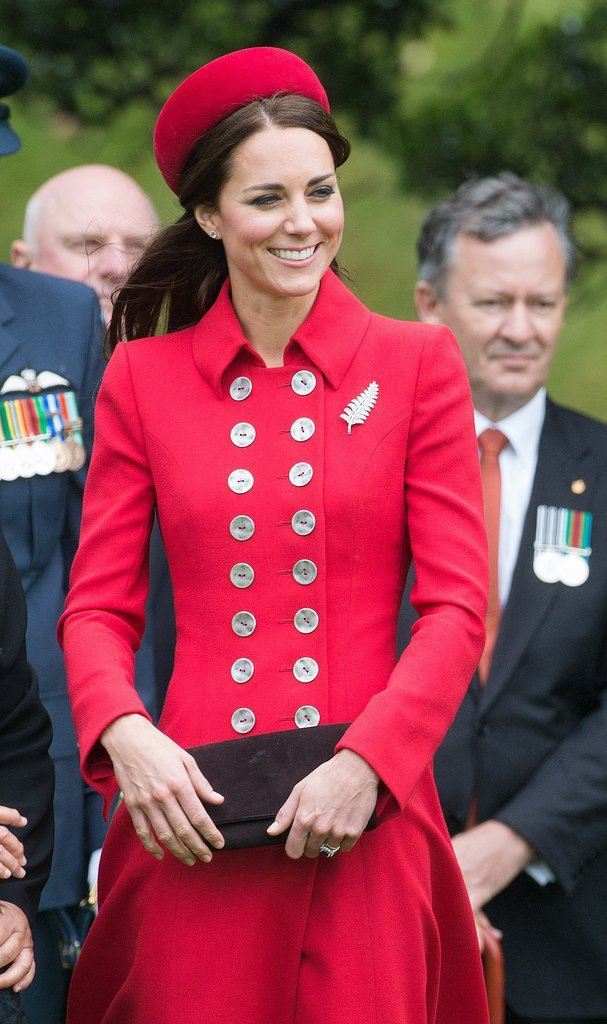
[59,270,489,1024]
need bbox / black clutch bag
[188,723,378,850]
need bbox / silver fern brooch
[340,381,379,434]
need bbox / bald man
[12,164,159,323]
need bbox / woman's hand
[0,809,27,881]
[101,714,225,866]
[0,903,34,992]
[267,749,379,859]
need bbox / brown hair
[107,94,351,352]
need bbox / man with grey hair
[398,173,607,1023]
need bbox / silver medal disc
[52,440,71,473]
[533,549,561,584]
[19,445,36,478]
[31,440,56,476]
[559,553,590,587]
[0,447,18,481]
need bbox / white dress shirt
[475,388,554,885]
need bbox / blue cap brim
[0,120,21,156]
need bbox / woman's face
[196,125,344,303]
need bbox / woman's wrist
[333,748,380,787]
[100,713,150,756]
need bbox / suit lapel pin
[533,504,592,587]
[571,479,586,495]
[340,381,379,435]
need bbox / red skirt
[67,768,488,1024]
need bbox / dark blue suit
[0,265,105,912]
[0,264,172,1024]
[0,265,106,1024]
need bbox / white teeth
[269,246,316,262]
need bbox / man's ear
[10,240,33,269]
[414,280,443,324]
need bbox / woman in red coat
[59,47,489,1024]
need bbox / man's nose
[92,241,129,282]
[501,302,536,344]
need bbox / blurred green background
[1,0,605,417]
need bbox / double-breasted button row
[232,657,318,685]
[289,376,320,715]
[231,418,316,448]
[231,706,321,732]
[230,558,318,588]
[232,609,316,637]
[230,513,312,542]
[230,371,317,401]
[228,371,321,735]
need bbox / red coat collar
[192,269,372,398]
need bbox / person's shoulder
[118,325,195,362]
[548,397,607,458]
[549,397,607,435]
[0,262,99,316]
[369,311,451,343]
[366,311,457,362]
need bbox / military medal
[533,504,592,587]
[0,446,18,482]
[0,369,87,480]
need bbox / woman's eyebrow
[243,172,335,193]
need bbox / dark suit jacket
[0,523,53,926]
[397,398,607,1020]
[0,266,173,914]
[0,265,105,910]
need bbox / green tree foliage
[3,0,447,136]
[401,3,607,219]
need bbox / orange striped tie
[478,428,508,683]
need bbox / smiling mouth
[268,244,318,263]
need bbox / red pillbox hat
[154,46,330,194]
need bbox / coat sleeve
[336,326,488,811]
[0,530,54,927]
[58,342,155,812]
[495,630,607,892]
